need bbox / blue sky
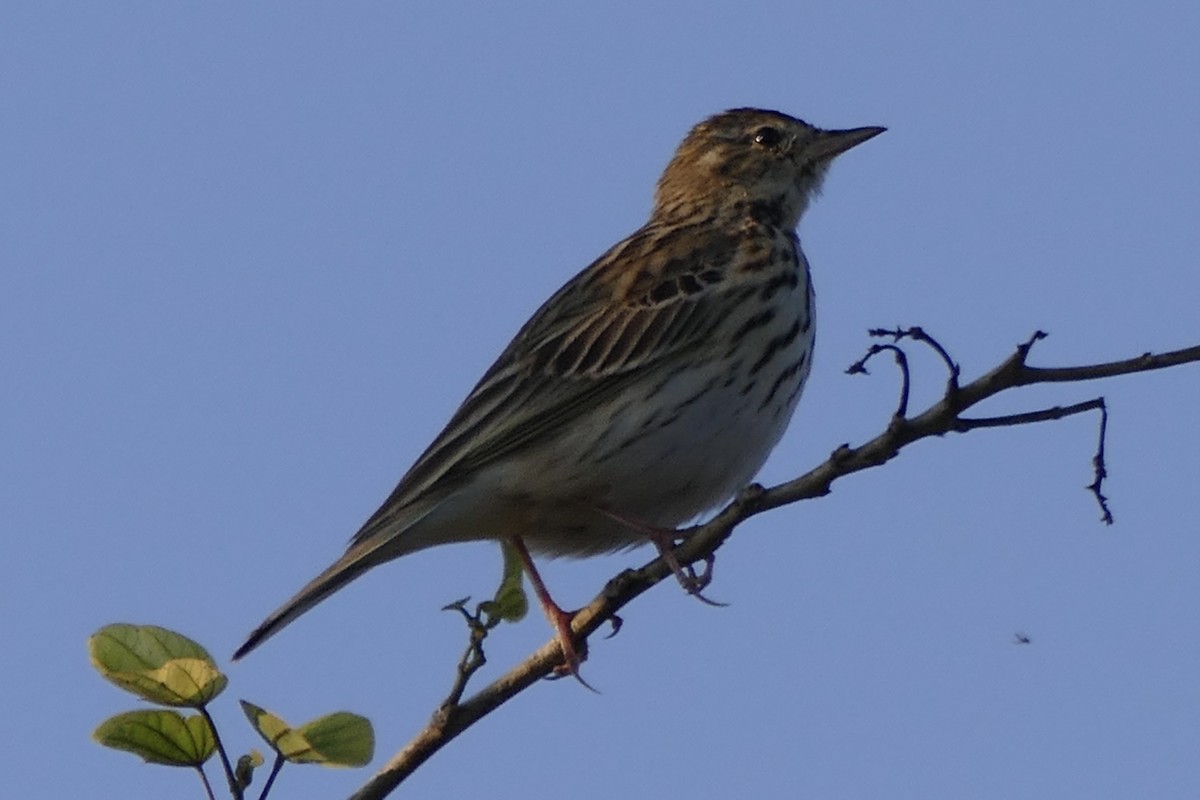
[4,3,1200,798]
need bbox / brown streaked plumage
[234,108,884,673]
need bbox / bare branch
[349,333,1200,799]
[953,398,1111,521]
[1022,345,1200,384]
[953,398,1103,431]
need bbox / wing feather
[350,220,739,545]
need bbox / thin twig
[195,766,216,800]
[256,754,285,800]
[199,706,241,800]
[953,398,1103,431]
[847,343,911,418]
[439,599,495,709]
[1089,401,1113,524]
[953,397,1111,521]
[1022,346,1200,384]
[870,326,961,392]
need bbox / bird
[234,108,884,675]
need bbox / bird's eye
[753,126,783,148]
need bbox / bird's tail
[233,494,445,660]
[232,536,390,660]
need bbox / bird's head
[654,108,884,228]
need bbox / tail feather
[233,495,445,660]
[233,540,382,660]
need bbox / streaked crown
[653,108,884,228]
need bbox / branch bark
[349,331,1200,800]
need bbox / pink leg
[509,536,595,689]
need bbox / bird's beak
[810,125,887,161]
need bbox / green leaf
[294,712,375,767]
[92,709,215,766]
[240,701,308,756]
[481,541,528,623]
[241,701,374,767]
[88,624,227,707]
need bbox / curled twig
[870,326,961,392]
[847,343,911,419]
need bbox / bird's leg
[595,508,726,607]
[508,535,593,688]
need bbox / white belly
[479,276,816,556]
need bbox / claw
[676,554,728,607]
[543,604,598,692]
[665,548,727,607]
[595,507,728,607]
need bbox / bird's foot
[509,535,597,690]
[544,605,596,691]
[651,534,727,607]
[596,507,726,606]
